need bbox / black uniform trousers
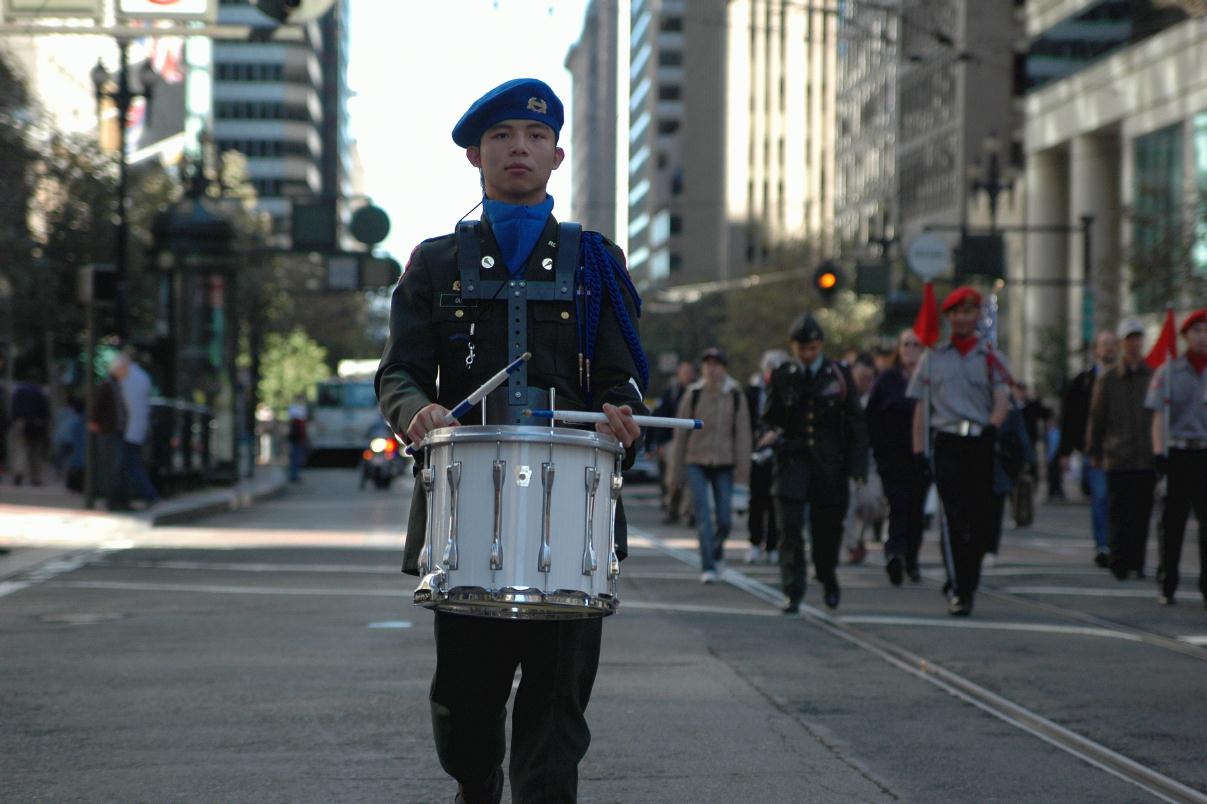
[1159,448,1207,599]
[748,460,779,552]
[1106,470,1156,577]
[775,491,847,603]
[430,611,602,804]
[933,431,996,602]
[880,468,928,572]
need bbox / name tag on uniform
[439,294,478,308]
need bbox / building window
[657,84,681,101]
[658,50,682,67]
[659,16,683,32]
[657,119,680,135]
[1194,112,1207,277]
[1131,123,1183,312]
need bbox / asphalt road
[2,467,1206,803]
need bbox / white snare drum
[412,425,625,619]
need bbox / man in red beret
[906,286,1010,615]
[1145,308,1207,607]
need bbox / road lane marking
[1004,585,1159,597]
[631,527,1207,804]
[0,551,103,599]
[95,559,399,574]
[1181,636,1207,646]
[367,621,413,629]
[50,580,404,597]
[838,616,1145,642]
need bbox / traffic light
[812,261,842,304]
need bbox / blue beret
[452,78,564,148]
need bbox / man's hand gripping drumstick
[404,353,532,448]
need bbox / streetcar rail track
[636,531,1207,804]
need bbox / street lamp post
[968,131,1016,234]
[90,39,159,344]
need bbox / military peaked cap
[788,312,824,343]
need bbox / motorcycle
[360,427,406,490]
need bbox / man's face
[1121,333,1143,362]
[467,120,564,206]
[852,364,875,395]
[791,339,824,365]
[945,303,979,337]
[701,358,726,384]
[1186,321,1207,354]
[1094,332,1119,365]
[676,362,697,385]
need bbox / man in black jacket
[1058,330,1118,567]
[376,78,645,804]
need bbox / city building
[835,1,900,253]
[212,0,351,231]
[1019,0,1207,380]
[893,0,1019,243]
[565,0,620,240]
[621,0,840,291]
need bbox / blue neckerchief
[482,195,554,277]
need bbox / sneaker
[1093,551,1110,569]
[700,570,718,584]
[746,545,764,564]
[766,549,780,565]
[983,553,997,568]
[781,599,800,614]
[947,596,973,616]
[1157,593,1175,606]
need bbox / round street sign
[350,204,390,246]
[906,232,951,280]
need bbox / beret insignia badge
[527,97,548,114]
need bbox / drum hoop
[420,424,623,454]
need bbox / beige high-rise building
[621,0,839,291]
[565,0,620,240]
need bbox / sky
[346,0,592,260]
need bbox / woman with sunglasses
[866,330,929,584]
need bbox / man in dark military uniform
[1146,308,1207,608]
[760,313,868,613]
[375,78,646,804]
[908,287,1010,616]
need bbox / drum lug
[443,461,462,570]
[419,466,435,575]
[491,459,506,570]
[413,569,447,606]
[582,466,600,575]
[607,471,623,582]
[538,462,555,573]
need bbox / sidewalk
[0,464,287,579]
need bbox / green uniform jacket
[760,359,869,503]
[376,215,648,576]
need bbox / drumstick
[525,409,703,430]
[405,352,533,454]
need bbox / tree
[257,328,330,416]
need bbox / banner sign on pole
[117,0,216,22]
[4,0,102,19]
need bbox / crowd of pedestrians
[1,349,159,511]
[655,294,1207,614]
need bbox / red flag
[912,282,940,348]
[1145,307,1177,369]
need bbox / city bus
[307,360,387,458]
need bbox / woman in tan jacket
[669,348,752,583]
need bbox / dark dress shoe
[823,585,840,610]
[947,597,973,616]
[781,600,800,615]
[455,767,503,804]
[1094,551,1110,569]
[886,557,903,586]
[1157,594,1176,606]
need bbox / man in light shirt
[110,351,159,510]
